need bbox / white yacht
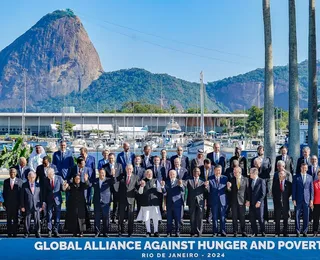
[162,119,185,148]
[187,138,214,154]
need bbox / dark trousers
[112,195,119,220]
[204,195,212,220]
[295,202,310,233]
[211,202,226,234]
[167,204,182,234]
[119,201,134,235]
[47,203,61,233]
[249,205,265,234]
[6,208,19,236]
[189,203,203,235]
[274,205,289,235]
[232,204,246,233]
[25,210,40,235]
[94,203,110,234]
[313,204,320,232]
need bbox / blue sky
[0,0,318,82]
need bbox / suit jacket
[98,158,109,170]
[92,177,115,205]
[141,154,154,169]
[133,165,145,181]
[207,152,226,173]
[292,174,314,204]
[148,165,166,182]
[103,162,123,193]
[162,179,185,208]
[272,179,292,211]
[117,174,140,205]
[296,156,312,174]
[52,150,75,180]
[308,165,320,181]
[20,181,42,212]
[2,178,23,209]
[249,178,266,205]
[160,158,172,176]
[171,167,189,180]
[207,175,228,207]
[191,158,204,174]
[43,175,64,206]
[116,151,135,170]
[67,166,92,183]
[84,155,96,182]
[199,165,215,181]
[36,163,58,189]
[255,157,271,180]
[13,165,31,181]
[185,178,206,208]
[170,155,190,171]
[229,176,250,206]
[229,156,248,176]
[275,155,294,174]
[273,170,293,183]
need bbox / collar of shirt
[10,178,15,183]
[171,178,176,183]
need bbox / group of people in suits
[2,140,320,238]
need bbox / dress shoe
[36,233,41,238]
[303,233,308,237]
[95,233,100,238]
[12,234,17,238]
[53,232,61,238]
[190,234,195,237]
[146,232,151,237]
[296,232,300,237]
[251,233,258,237]
[24,234,29,238]
[212,233,217,237]
[128,233,132,237]
[166,233,171,237]
[206,219,210,224]
[175,233,180,237]
[274,234,279,237]
[103,233,109,238]
[154,232,160,237]
[261,232,266,237]
[118,233,122,237]
[197,233,202,237]
[242,233,248,237]
[233,233,238,237]
[79,233,83,237]
[221,232,227,237]
[48,231,52,238]
[73,233,77,237]
[313,232,318,237]
[283,234,288,237]
[111,218,116,224]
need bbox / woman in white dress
[136,169,162,237]
[28,145,46,172]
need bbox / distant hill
[35,68,228,112]
[206,60,312,111]
[0,9,102,111]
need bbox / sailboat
[187,72,214,154]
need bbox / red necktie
[10,181,14,190]
[280,181,284,192]
[126,175,131,185]
[51,179,54,189]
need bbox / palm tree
[288,0,300,164]
[308,0,318,157]
[262,0,275,168]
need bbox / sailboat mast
[200,71,205,136]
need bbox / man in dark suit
[20,171,44,238]
[206,165,228,237]
[227,166,250,237]
[161,169,185,237]
[36,156,58,191]
[141,145,154,169]
[133,155,145,181]
[92,168,115,237]
[275,146,294,174]
[296,146,311,174]
[229,147,248,177]
[160,149,172,178]
[253,153,271,221]
[98,149,110,170]
[14,157,30,181]
[116,164,140,237]
[170,146,190,173]
[292,163,314,237]
[80,147,96,207]
[308,155,319,181]
[149,156,166,182]
[207,143,226,173]
[200,159,215,223]
[185,167,206,237]
[172,157,188,180]
[272,170,292,237]
[249,167,266,237]
[273,160,293,183]
[103,153,123,223]
[3,168,23,237]
[52,140,74,180]
[116,142,135,170]
[43,168,64,237]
